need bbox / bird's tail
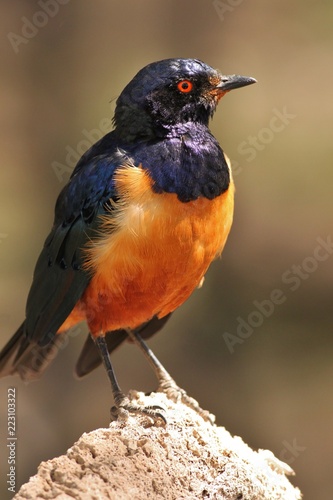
[0,321,66,382]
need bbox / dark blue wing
[25,136,126,347]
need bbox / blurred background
[0,1,332,498]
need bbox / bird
[0,58,256,422]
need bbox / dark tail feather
[75,313,172,378]
[0,321,66,382]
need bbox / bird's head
[113,58,256,141]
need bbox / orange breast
[59,164,234,336]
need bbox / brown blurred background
[0,1,332,498]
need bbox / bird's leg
[93,335,166,424]
[125,329,214,424]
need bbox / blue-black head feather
[113,58,224,140]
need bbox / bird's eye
[177,80,193,93]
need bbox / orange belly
[58,164,234,335]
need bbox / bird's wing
[25,150,122,347]
[0,143,137,379]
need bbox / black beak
[217,75,257,91]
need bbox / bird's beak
[217,74,257,92]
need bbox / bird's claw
[110,396,166,424]
[158,377,215,425]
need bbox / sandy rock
[14,391,302,500]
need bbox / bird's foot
[110,392,166,425]
[157,376,215,425]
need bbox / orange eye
[177,80,193,93]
